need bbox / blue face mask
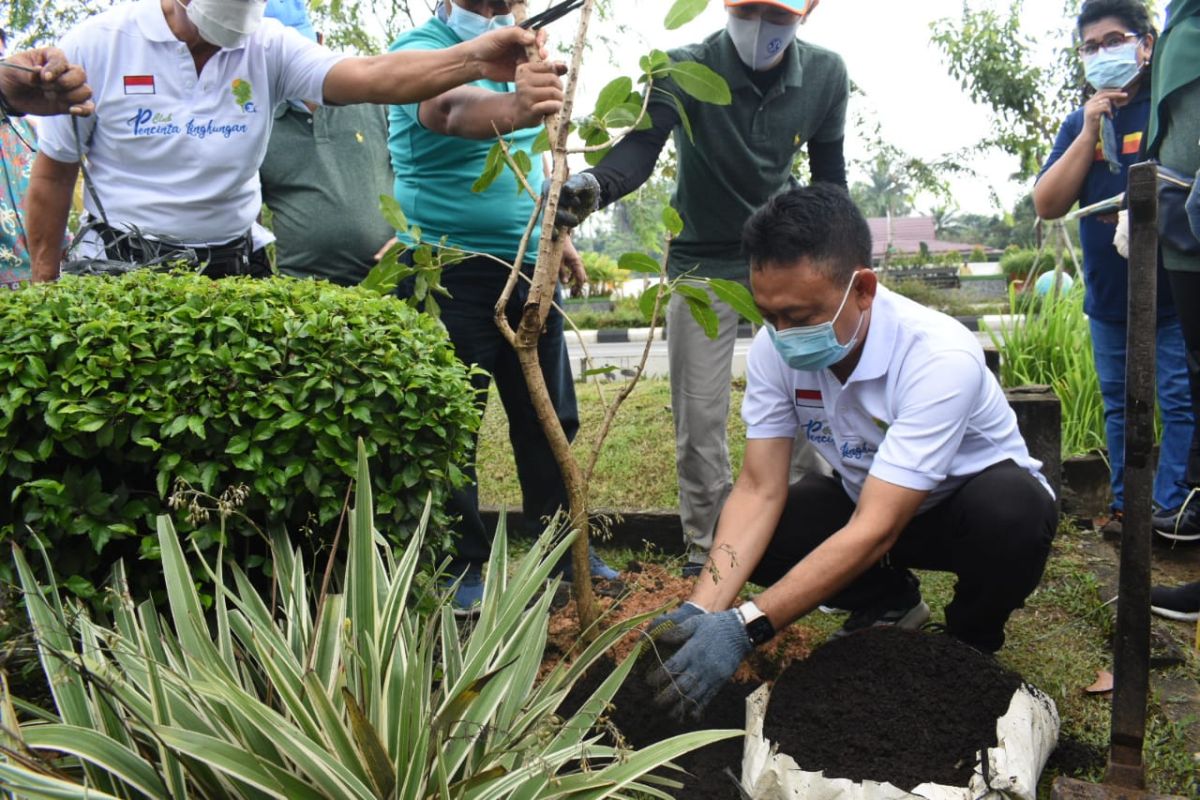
[766,274,865,371]
[1083,41,1141,90]
[443,2,515,41]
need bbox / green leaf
[664,89,695,142]
[638,284,669,319]
[509,149,533,194]
[595,76,633,117]
[664,0,708,29]
[21,725,169,798]
[530,126,551,154]
[618,252,661,274]
[277,411,306,431]
[582,127,612,167]
[378,194,409,232]
[666,60,732,105]
[662,206,684,237]
[683,293,720,339]
[472,141,505,193]
[708,278,763,324]
[225,432,250,455]
[341,689,396,799]
[581,365,619,378]
[639,49,671,75]
[604,101,645,129]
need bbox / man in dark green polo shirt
[557,0,849,575]
[259,0,396,286]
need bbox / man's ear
[854,268,878,309]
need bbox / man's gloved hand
[646,600,706,641]
[553,172,601,229]
[646,609,751,720]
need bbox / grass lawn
[479,378,1199,796]
[477,378,746,510]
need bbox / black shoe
[1153,489,1200,542]
[830,578,931,639]
[1150,581,1200,622]
[681,561,704,579]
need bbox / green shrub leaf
[666,60,731,105]
[664,0,708,29]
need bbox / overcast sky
[564,0,1166,216]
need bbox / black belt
[91,221,266,278]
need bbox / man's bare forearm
[27,153,79,283]
[689,488,782,612]
[420,87,522,139]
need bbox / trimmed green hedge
[0,272,478,595]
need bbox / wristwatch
[736,600,776,647]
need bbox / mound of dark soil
[563,656,756,800]
[762,627,1024,791]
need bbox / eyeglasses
[1076,32,1142,58]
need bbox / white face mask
[185,0,267,49]
[726,14,799,71]
[443,2,515,42]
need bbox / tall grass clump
[0,442,737,799]
[988,281,1106,458]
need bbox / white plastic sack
[740,680,1060,800]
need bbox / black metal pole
[1105,161,1158,789]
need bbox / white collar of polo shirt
[838,284,897,385]
[135,0,183,42]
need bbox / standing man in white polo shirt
[645,185,1057,718]
[26,0,557,281]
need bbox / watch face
[746,615,775,646]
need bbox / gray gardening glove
[646,609,751,720]
[646,600,706,640]
[553,172,601,229]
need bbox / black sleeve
[808,137,847,189]
[584,99,680,208]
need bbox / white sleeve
[742,329,800,440]
[265,22,346,107]
[869,348,983,491]
[36,26,95,163]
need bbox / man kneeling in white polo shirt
[645,184,1058,719]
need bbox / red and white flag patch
[794,388,823,407]
[123,75,155,95]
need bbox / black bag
[1155,163,1200,255]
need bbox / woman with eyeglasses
[1034,0,1193,542]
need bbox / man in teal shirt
[557,0,849,576]
[389,0,614,614]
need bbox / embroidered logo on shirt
[794,388,823,408]
[123,75,156,95]
[840,440,877,461]
[231,79,257,113]
[803,419,835,445]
